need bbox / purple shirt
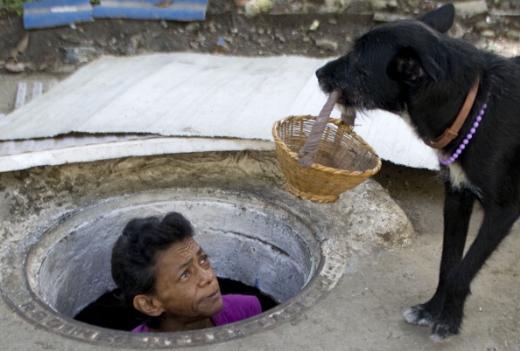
[132,294,261,333]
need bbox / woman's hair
[111,212,194,304]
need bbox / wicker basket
[272,115,382,203]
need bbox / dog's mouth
[318,80,335,95]
[333,92,355,112]
[318,81,363,112]
[335,94,348,107]
[326,91,357,122]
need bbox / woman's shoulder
[131,323,150,333]
[212,294,262,326]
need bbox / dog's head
[316,4,455,113]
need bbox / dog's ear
[419,3,455,33]
[388,47,443,84]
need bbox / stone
[213,37,231,53]
[475,20,492,31]
[197,34,207,43]
[275,33,286,43]
[244,0,273,17]
[320,0,352,13]
[448,22,466,39]
[332,179,414,248]
[7,33,29,68]
[346,0,373,14]
[185,22,200,32]
[314,38,339,51]
[62,47,99,65]
[126,34,142,55]
[481,29,496,37]
[374,12,410,22]
[160,20,168,29]
[371,0,398,11]
[309,19,320,31]
[5,60,25,73]
[11,33,29,59]
[454,0,488,19]
[506,30,520,40]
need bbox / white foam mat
[0,53,438,171]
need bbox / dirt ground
[0,154,518,350]
[0,5,373,73]
[1,0,520,73]
[371,164,520,350]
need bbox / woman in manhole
[75,212,275,332]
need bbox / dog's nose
[315,67,326,80]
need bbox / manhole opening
[17,191,339,347]
[74,278,280,331]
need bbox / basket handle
[298,90,356,167]
[298,90,340,167]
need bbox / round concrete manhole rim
[0,187,347,348]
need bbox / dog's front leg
[431,204,519,341]
[404,183,475,328]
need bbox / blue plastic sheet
[23,0,209,29]
[92,0,208,21]
[24,0,93,29]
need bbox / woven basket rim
[272,115,382,177]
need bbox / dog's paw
[430,321,459,342]
[403,305,435,327]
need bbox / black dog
[316,3,520,342]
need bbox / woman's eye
[200,255,210,265]
[180,270,190,280]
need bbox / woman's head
[111,212,222,323]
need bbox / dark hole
[74,278,279,331]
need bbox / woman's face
[150,238,223,319]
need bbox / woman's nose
[198,267,214,287]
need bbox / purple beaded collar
[439,100,488,166]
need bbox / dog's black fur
[316,3,520,342]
